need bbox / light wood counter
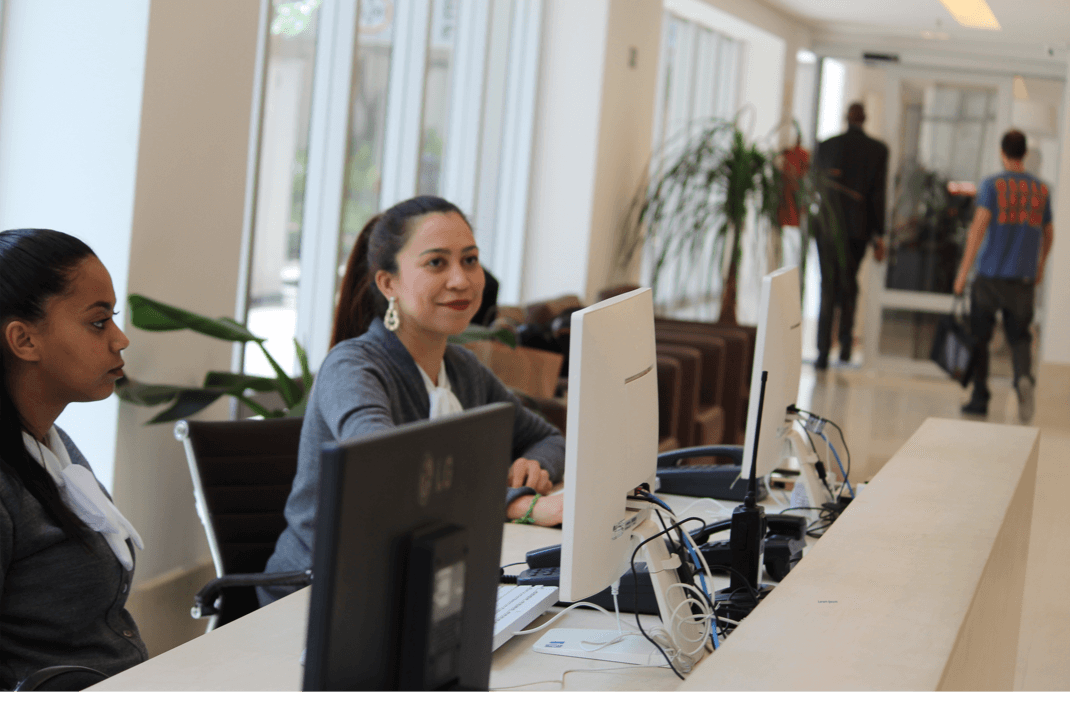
[93,418,1038,691]
[680,417,1039,691]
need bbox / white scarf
[23,427,144,571]
[416,361,464,419]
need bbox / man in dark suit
[813,102,889,369]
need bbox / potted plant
[116,294,515,423]
[619,118,843,324]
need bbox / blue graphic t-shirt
[975,170,1052,280]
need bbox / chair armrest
[656,444,744,467]
[15,665,107,691]
[192,569,313,619]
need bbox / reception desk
[93,418,1039,691]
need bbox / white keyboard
[493,584,559,651]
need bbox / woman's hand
[508,458,553,495]
[506,492,564,527]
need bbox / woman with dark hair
[260,196,565,605]
[0,229,146,689]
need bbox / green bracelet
[512,494,541,525]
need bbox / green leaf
[294,339,314,395]
[287,390,309,419]
[145,389,227,425]
[257,342,299,407]
[203,371,279,393]
[233,393,273,419]
[128,294,263,343]
[114,377,190,407]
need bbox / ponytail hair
[0,229,98,546]
[331,196,471,347]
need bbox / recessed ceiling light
[938,0,1001,30]
[1013,76,1029,101]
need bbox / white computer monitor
[739,266,803,483]
[737,266,830,509]
[537,288,705,665]
[557,288,659,603]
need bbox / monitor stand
[532,503,707,666]
[784,425,834,510]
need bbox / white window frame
[296,0,362,369]
[286,0,541,369]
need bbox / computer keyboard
[493,584,559,651]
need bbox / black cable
[629,529,682,679]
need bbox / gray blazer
[259,318,565,605]
[0,427,147,689]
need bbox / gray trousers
[969,276,1035,403]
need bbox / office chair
[175,418,311,630]
[14,665,107,691]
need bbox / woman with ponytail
[0,229,146,689]
[260,196,565,605]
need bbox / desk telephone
[509,514,805,615]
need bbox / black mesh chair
[15,665,107,691]
[175,418,311,630]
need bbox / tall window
[652,13,741,158]
[244,0,323,377]
[243,0,542,371]
[646,11,743,314]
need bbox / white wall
[0,0,262,589]
[583,0,664,300]
[0,0,150,491]
[521,0,609,303]
[522,0,805,306]
[115,0,262,584]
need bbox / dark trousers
[816,238,869,361]
[968,276,1035,403]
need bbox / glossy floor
[796,360,1070,690]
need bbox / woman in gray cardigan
[260,197,565,605]
[0,229,147,690]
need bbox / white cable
[675,497,733,520]
[511,601,640,637]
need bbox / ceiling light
[921,30,950,40]
[938,0,1001,30]
[1013,76,1029,101]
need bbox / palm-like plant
[620,118,844,324]
[116,294,514,424]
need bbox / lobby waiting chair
[656,343,702,448]
[656,355,682,452]
[175,417,311,630]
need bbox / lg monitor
[303,403,515,691]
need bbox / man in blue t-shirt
[953,130,1055,421]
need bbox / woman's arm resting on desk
[506,492,564,527]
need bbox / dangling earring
[384,296,400,332]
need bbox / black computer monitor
[303,402,515,691]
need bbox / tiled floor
[797,359,1070,690]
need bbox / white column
[1039,58,1070,365]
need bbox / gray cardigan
[0,427,147,690]
[259,318,565,605]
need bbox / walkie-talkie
[717,371,769,621]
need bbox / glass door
[864,68,1013,376]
